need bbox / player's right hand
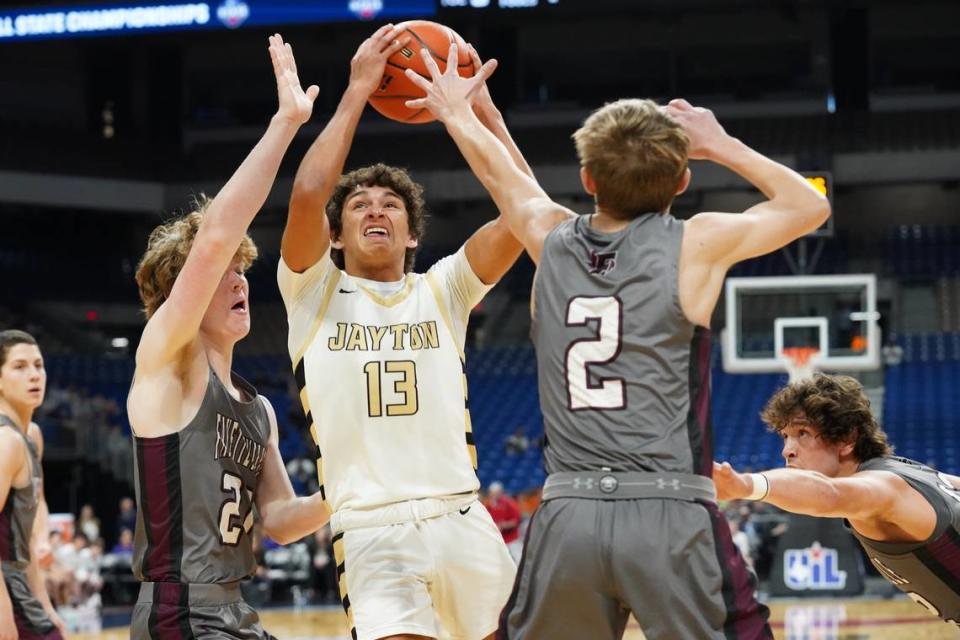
[350,24,410,97]
[712,460,752,501]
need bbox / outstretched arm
[670,100,831,270]
[137,34,318,372]
[283,25,408,272]
[406,43,574,266]
[712,461,897,520]
[255,399,330,544]
[459,44,531,284]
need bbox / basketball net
[783,347,819,383]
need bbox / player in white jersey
[278,26,527,640]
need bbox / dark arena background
[2,0,959,637]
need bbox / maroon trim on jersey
[685,327,713,477]
[701,499,773,639]
[0,495,14,561]
[136,434,184,582]
[916,527,960,602]
[147,582,196,639]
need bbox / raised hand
[466,43,495,115]
[350,24,410,97]
[663,98,730,162]
[403,42,498,122]
[269,34,319,126]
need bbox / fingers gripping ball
[369,20,475,124]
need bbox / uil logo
[216,0,249,29]
[348,0,383,20]
[784,541,847,591]
[587,249,617,275]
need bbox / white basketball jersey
[278,248,490,512]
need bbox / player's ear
[579,167,597,197]
[330,231,345,250]
[674,167,691,196]
[406,236,419,250]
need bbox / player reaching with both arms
[715,373,960,623]
[278,24,529,640]
[128,35,327,639]
[408,44,830,639]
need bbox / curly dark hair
[325,164,427,273]
[761,373,893,462]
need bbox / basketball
[369,20,476,124]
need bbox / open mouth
[231,300,247,312]
[363,226,389,238]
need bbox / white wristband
[746,473,770,501]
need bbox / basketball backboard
[722,274,880,374]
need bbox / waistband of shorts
[542,471,716,503]
[330,493,477,533]
[137,581,243,606]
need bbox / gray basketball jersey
[133,369,270,584]
[849,456,960,622]
[0,415,41,570]
[532,213,713,476]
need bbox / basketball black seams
[402,27,474,70]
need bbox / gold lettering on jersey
[409,324,424,350]
[345,323,368,351]
[214,414,265,475]
[389,323,409,350]
[366,325,389,350]
[326,321,440,352]
[418,322,439,349]
[328,323,347,351]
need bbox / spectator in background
[77,504,101,545]
[484,482,522,564]
[110,529,133,557]
[116,497,135,542]
[504,425,530,455]
[727,516,754,569]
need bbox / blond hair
[135,196,258,318]
[572,98,689,217]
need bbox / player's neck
[589,209,632,233]
[0,399,31,434]
[202,342,237,398]
[344,258,405,282]
[837,457,863,478]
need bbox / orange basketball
[369,20,476,124]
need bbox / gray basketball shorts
[2,564,62,640]
[131,581,277,640]
[497,497,773,640]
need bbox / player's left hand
[403,42,498,121]
[712,461,752,501]
[268,34,319,126]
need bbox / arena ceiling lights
[0,0,435,41]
